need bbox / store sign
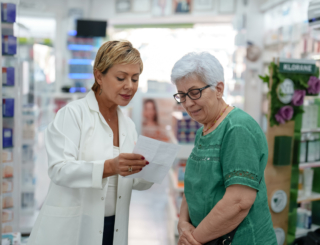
[279,62,316,74]
[271,190,287,213]
[277,79,294,104]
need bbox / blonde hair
[92,40,143,92]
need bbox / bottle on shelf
[300,134,307,163]
[307,133,316,162]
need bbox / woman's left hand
[178,229,202,245]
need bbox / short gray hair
[171,52,224,89]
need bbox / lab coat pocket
[35,206,81,245]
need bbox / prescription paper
[125,135,180,184]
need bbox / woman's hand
[178,221,202,245]
[111,153,148,176]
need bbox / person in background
[171,52,277,245]
[27,41,153,245]
[143,99,159,126]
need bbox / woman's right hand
[111,153,148,176]
[178,221,202,245]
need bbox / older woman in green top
[171,52,277,245]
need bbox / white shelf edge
[298,191,320,203]
[296,224,320,238]
[301,128,320,133]
[299,162,320,170]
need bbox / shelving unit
[299,162,320,170]
[1,1,21,238]
[295,224,320,239]
[298,191,320,204]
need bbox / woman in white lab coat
[27,41,153,245]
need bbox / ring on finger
[128,166,133,172]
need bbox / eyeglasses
[173,85,212,103]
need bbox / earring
[99,89,102,96]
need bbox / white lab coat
[27,90,153,245]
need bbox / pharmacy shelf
[21,139,37,145]
[168,194,179,236]
[296,224,320,238]
[169,169,184,193]
[298,190,320,203]
[301,128,320,133]
[299,162,320,170]
[53,92,87,101]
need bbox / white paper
[125,135,180,184]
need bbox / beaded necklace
[203,104,229,134]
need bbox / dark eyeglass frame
[173,85,212,103]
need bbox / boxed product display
[3,128,13,148]
[175,114,202,144]
[1,3,16,23]
[2,194,13,209]
[299,133,320,163]
[22,120,36,139]
[2,35,17,55]
[3,163,13,178]
[21,168,35,187]
[22,145,34,163]
[2,149,13,163]
[2,210,13,223]
[3,98,14,117]
[21,192,35,210]
[2,67,14,86]
[2,180,13,193]
[2,225,13,234]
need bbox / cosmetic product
[303,168,314,196]
[300,134,307,163]
[2,35,16,55]
[1,3,16,23]
[3,98,14,117]
[2,67,14,86]
[3,128,13,148]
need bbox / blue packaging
[1,3,16,23]
[3,128,13,148]
[3,98,14,117]
[2,35,17,55]
[2,67,14,86]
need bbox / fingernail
[146,161,149,165]
[140,168,142,171]
[141,157,145,160]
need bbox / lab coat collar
[86,90,127,149]
[86,90,99,113]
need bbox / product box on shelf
[2,180,13,193]
[3,128,13,148]
[2,67,14,86]
[22,145,34,163]
[2,163,13,179]
[2,209,14,223]
[21,192,35,210]
[174,111,202,144]
[2,149,13,163]
[2,224,14,234]
[2,35,17,55]
[2,193,13,209]
[2,232,21,244]
[1,3,16,23]
[3,98,14,117]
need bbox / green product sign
[279,62,316,74]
